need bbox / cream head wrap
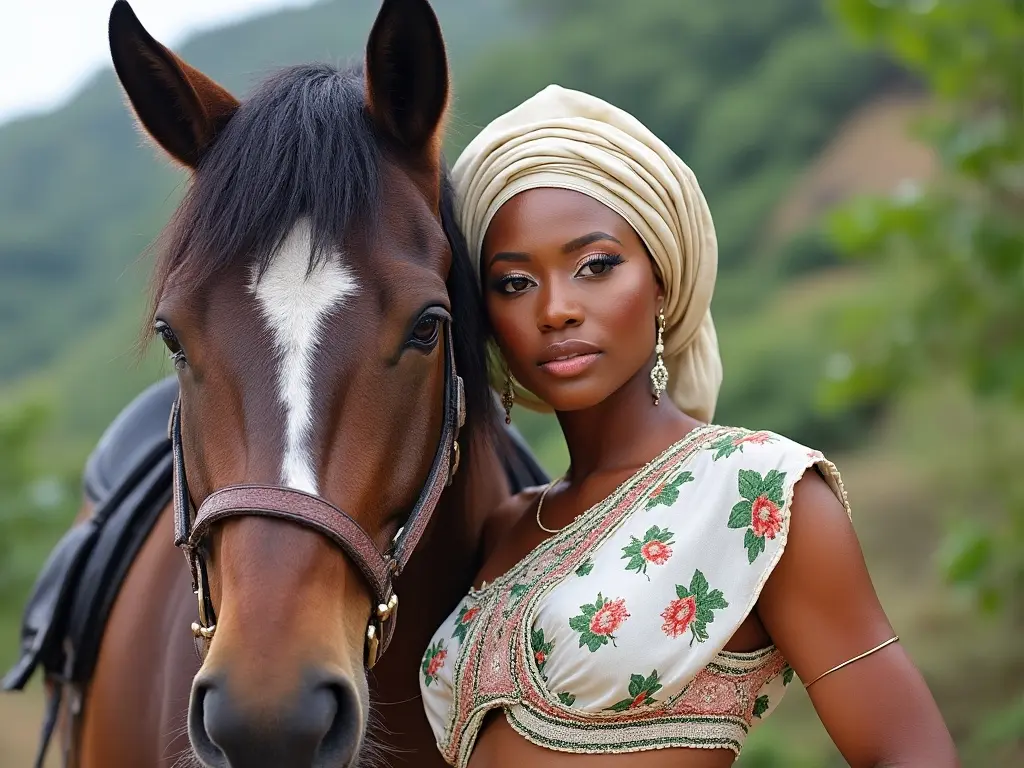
[452,84,722,423]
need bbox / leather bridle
[168,320,465,668]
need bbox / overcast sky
[0,0,316,125]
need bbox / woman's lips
[538,352,602,377]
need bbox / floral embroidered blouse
[419,424,850,766]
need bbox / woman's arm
[757,469,959,767]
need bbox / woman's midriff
[467,710,738,768]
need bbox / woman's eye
[501,275,534,294]
[411,316,441,346]
[577,254,624,278]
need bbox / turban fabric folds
[452,85,722,423]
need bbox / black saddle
[2,376,547,768]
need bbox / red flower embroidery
[631,691,650,708]
[590,598,630,636]
[734,431,773,446]
[641,540,672,565]
[751,495,783,539]
[426,648,447,677]
[535,650,547,666]
[461,606,480,624]
[661,595,697,638]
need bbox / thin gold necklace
[535,475,572,534]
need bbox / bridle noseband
[169,321,465,668]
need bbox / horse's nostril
[318,677,362,765]
[188,671,362,768]
[189,677,228,768]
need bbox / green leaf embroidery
[501,581,532,619]
[703,589,729,610]
[743,527,758,550]
[421,640,447,687]
[738,469,763,501]
[763,469,785,498]
[568,593,630,653]
[531,627,555,680]
[689,569,709,598]
[605,670,663,712]
[451,603,480,645]
[728,499,753,528]
[645,470,694,510]
[707,434,742,461]
[783,666,796,686]
[731,468,787,564]
[708,430,777,461]
[557,691,577,707]
[620,525,675,578]
[664,569,730,645]
[575,558,594,577]
[753,695,770,718]
[746,534,766,563]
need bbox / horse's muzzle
[188,670,362,768]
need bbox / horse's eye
[410,315,441,349]
[154,321,186,368]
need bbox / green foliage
[825,0,1024,747]
[773,226,843,278]
[0,398,78,654]
[825,0,1024,603]
[827,0,1024,404]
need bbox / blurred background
[1,0,1021,765]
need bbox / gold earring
[501,368,515,424]
[651,311,668,405]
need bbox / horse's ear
[108,1,238,169]
[365,0,450,160]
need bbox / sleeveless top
[419,424,850,766]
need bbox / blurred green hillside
[1,0,1021,765]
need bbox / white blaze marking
[250,220,358,494]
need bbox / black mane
[157,63,381,292]
[150,61,497,443]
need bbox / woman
[420,85,957,767]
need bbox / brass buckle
[365,593,399,669]
[447,438,461,485]
[190,562,216,641]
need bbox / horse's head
[108,1,490,765]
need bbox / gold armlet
[804,635,900,689]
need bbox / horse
[44,1,524,765]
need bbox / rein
[168,320,465,668]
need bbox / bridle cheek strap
[169,321,465,667]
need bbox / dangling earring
[651,311,668,406]
[501,368,515,424]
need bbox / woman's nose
[537,281,583,331]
